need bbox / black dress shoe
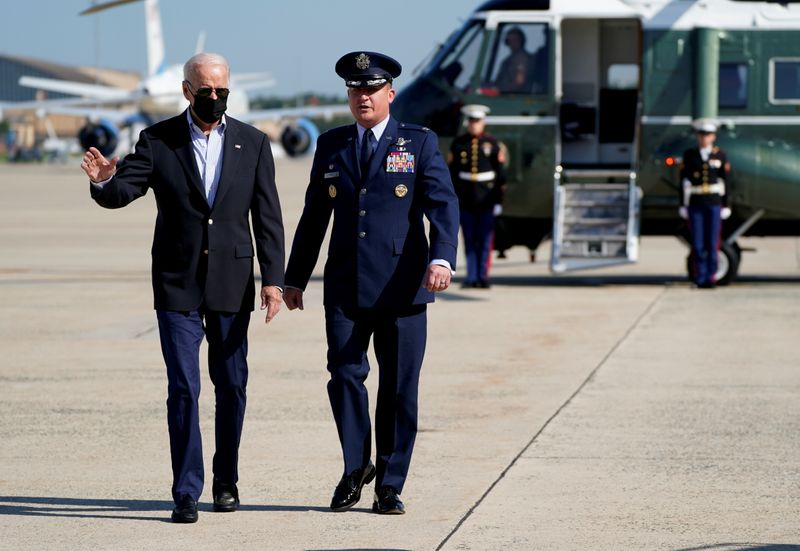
[171,496,198,523]
[330,462,376,512]
[476,279,491,289]
[212,481,240,512]
[372,485,405,515]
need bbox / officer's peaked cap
[693,118,718,133]
[335,51,402,88]
[462,104,491,120]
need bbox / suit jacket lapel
[336,124,359,182]
[211,118,241,209]
[170,111,207,207]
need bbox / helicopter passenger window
[481,23,549,96]
[432,21,484,92]
[772,60,800,103]
[719,63,748,109]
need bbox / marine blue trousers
[688,203,722,286]
[156,308,250,504]
[460,208,495,283]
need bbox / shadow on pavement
[0,496,331,523]
[486,274,800,287]
[675,545,800,551]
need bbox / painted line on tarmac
[435,287,669,551]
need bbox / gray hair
[183,52,230,82]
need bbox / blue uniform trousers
[325,303,427,493]
[156,308,250,504]
[688,203,722,286]
[460,208,495,284]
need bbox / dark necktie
[360,128,374,178]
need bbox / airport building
[0,54,138,159]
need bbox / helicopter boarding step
[550,168,641,273]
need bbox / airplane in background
[3,0,348,157]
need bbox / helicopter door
[560,18,641,168]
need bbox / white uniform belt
[689,182,725,195]
[458,170,496,182]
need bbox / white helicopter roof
[475,0,800,30]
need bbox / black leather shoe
[330,462,376,511]
[372,485,405,515]
[212,481,240,512]
[171,496,198,523]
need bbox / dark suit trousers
[156,308,250,504]
[325,303,427,494]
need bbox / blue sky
[2,1,478,97]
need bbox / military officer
[448,104,506,289]
[283,51,459,515]
[679,118,732,288]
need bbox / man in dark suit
[283,51,459,515]
[80,53,285,523]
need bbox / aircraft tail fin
[195,31,206,55]
[145,0,166,76]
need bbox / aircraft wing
[0,99,138,125]
[232,72,277,93]
[239,103,351,123]
[19,76,137,102]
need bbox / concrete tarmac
[0,160,799,550]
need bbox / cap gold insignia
[329,185,337,198]
[394,184,408,198]
[356,53,370,70]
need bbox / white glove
[721,206,731,220]
[678,206,688,220]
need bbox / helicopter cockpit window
[481,23,549,96]
[719,63,748,109]
[771,59,800,103]
[430,21,484,92]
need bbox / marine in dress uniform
[679,118,732,288]
[283,52,459,515]
[448,104,506,288]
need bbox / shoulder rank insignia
[395,184,408,198]
[329,184,337,198]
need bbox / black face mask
[191,94,227,124]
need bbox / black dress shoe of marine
[330,462,376,512]
[372,485,405,515]
[171,496,198,523]
[212,481,240,512]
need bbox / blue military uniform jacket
[285,116,459,308]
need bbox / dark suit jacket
[90,111,285,313]
[285,116,459,308]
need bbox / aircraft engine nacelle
[280,118,319,157]
[78,118,119,157]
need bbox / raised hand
[81,147,118,183]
